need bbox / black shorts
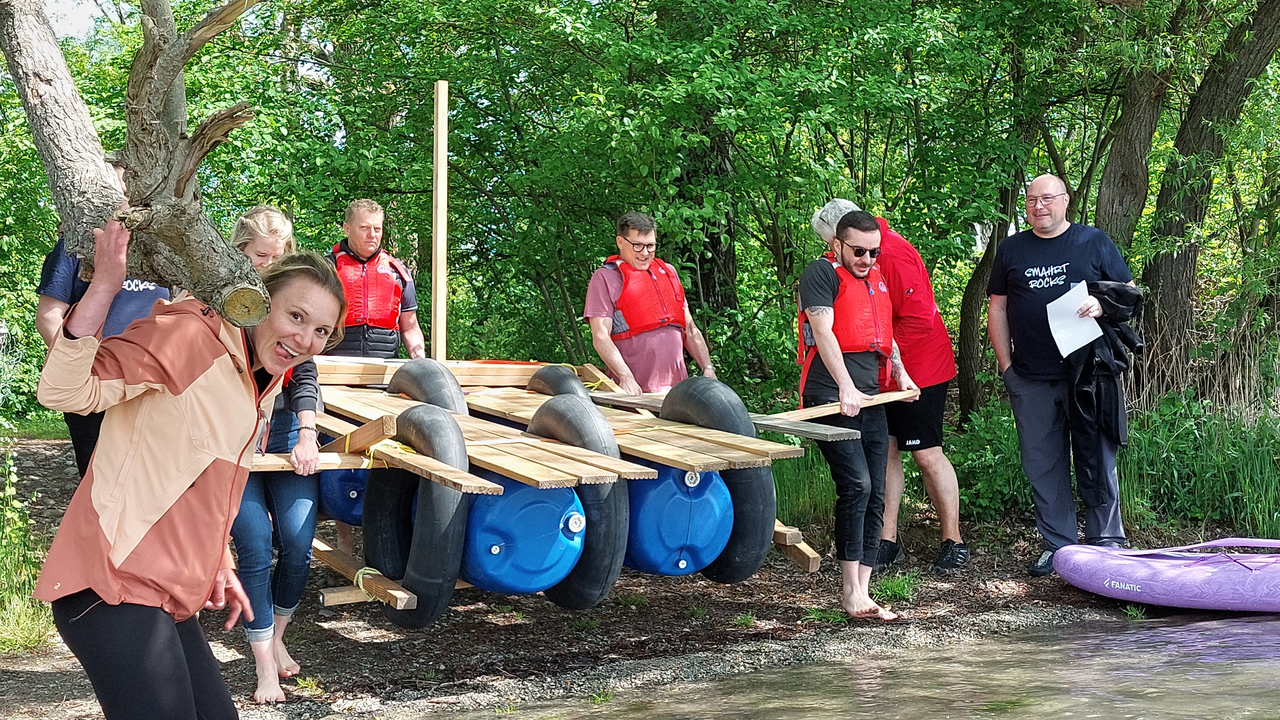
[884,379,949,451]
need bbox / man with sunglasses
[799,209,917,620]
[811,200,966,576]
[987,174,1134,578]
[584,211,716,395]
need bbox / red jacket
[874,218,956,389]
[332,243,410,330]
[605,256,687,340]
[798,255,894,394]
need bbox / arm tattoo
[806,306,833,317]
[889,345,905,373]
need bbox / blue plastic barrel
[460,469,587,595]
[318,468,369,526]
[623,460,733,576]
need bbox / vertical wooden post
[431,80,449,361]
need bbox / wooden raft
[316,357,547,388]
[465,387,805,473]
[322,385,655,487]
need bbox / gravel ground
[4,438,1139,720]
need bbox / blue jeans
[232,407,318,642]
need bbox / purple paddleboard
[1056,538,1280,612]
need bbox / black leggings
[807,400,889,565]
[64,410,104,479]
[52,589,237,720]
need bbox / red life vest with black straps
[797,253,894,396]
[605,255,687,341]
[331,243,410,330]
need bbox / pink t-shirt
[584,263,689,393]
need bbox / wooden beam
[370,443,503,495]
[615,433,730,472]
[319,415,397,453]
[746,414,860,442]
[465,444,580,488]
[311,537,416,609]
[641,430,771,469]
[431,79,448,362]
[251,452,388,473]
[770,389,921,422]
[656,425,806,460]
[577,363,626,393]
[773,519,802,545]
[780,540,822,573]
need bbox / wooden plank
[747,414,860,442]
[657,425,806,460]
[773,519,802,546]
[316,412,361,438]
[615,433,730,472]
[780,540,822,573]
[578,363,625,393]
[252,452,388,473]
[770,389,922,422]
[319,415,397,453]
[431,79,449,361]
[465,444,579,488]
[641,430,771,469]
[507,443,617,484]
[521,440,658,480]
[312,537,416,610]
[590,392,666,413]
[370,443,503,495]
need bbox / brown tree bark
[1140,0,1280,397]
[0,0,269,326]
[1094,67,1171,248]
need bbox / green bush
[0,444,53,653]
[948,400,1031,523]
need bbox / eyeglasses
[630,242,657,253]
[1025,193,1066,207]
[840,242,881,259]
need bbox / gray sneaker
[873,539,906,573]
[1029,550,1056,577]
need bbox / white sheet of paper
[1046,282,1103,358]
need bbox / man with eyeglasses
[799,209,917,621]
[584,211,716,395]
[987,174,1134,578]
[811,200,966,576]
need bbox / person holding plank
[812,200,967,575]
[228,206,324,703]
[35,214,345,720]
[798,209,917,620]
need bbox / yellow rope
[353,566,381,601]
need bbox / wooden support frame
[313,537,416,609]
[319,415,397,453]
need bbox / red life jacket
[797,253,894,396]
[331,243,411,330]
[605,255,687,340]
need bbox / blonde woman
[228,205,323,703]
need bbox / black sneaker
[931,540,970,573]
[1091,539,1125,549]
[873,539,906,573]
[1029,550,1056,577]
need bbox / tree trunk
[0,0,270,326]
[957,182,1019,424]
[1094,68,1171,248]
[1139,0,1280,398]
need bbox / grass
[589,690,613,705]
[293,676,323,697]
[0,447,53,654]
[615,593,647,609]
[1122,604,1148,620]
[10,410,67,440]
[771,445,835,528]
[687,602,706,619]
[803,607,850,624]
[871,569,920,604]
[495,705,516,714]
[732,612,755,627]
[570,616,600,631]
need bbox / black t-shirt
[798,258,880,399]
[987,223,1132,380]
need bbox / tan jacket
[35,293,283,620]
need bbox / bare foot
[274,639,300,678]
[253,671,286,702]
[842,595,899,621]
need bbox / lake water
[455,615,1280,719]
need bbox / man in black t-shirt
[987,174,1134,577]
[799,210,916,621]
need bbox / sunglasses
[840,241,882,259]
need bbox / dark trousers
[52,589,238,720]
[64,411,104,479]
[808,398,889,564]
